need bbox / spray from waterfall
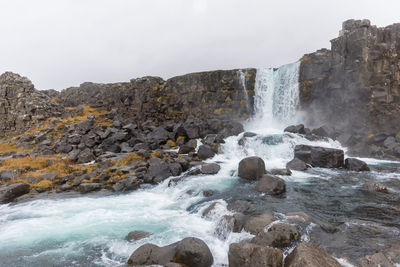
[238,70,250,112]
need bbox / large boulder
[359,252,395,267]
[238,156,266,180]
[251,223,300,248]
[127,237,213,267]
[284,242,341,267]
[0,183,30,203]
[201,163,221,174]
[243,212,276,234]
[255,174,286,195]
[294,145,344,168]
[197,145,215,160]
[344,158,370,171]
[284,124,306,134]
[228,242,283,267]
[286,158,308,171]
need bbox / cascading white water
[249,61,300,131]
[0,61,345,267]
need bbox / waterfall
[250,61,300,129]
[238,70,250,112]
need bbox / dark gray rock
[294,145,344,168]
[344,158,370,171]
[78,183,102,193]
[113,176,141,192]
[238,156,265,180]
[39,172,58,181]
[284,124,306,134]
[202,189,216,197]
[197,145,215,160]
[127,237,213,267]
[201,163,221,174]
[251,223,300,248]
[228,242,283,267]
[169,163,183,176]
[125,230,151,242]
[0,183,30,203]
[67,149,81,161]
[147,163,172,183]
[270,168,292,176]
[286,158,308,171]
[284,242,341,267]
[255,175,286,195]
[77,148,95,163]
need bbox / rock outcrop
[0,72,63,137]
[59,69,256,124]
[300,19,400,158]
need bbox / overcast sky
[0,0,399,90]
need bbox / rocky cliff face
[59,69,256,124]
[299,19,400,157]
[0,72,63,138]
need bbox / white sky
[0,0,399,90]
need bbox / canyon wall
[299,19,400,156]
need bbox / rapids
[0,62,399,266]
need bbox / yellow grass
[117,153,146,166]
[0,142,32,154]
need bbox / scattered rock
[127,237,213,267]
[270,168,292,176]
[125,231,151,242]
[294,145,344,168]
[285,212,311,223]
[202,189,216,197]
[251,223,300,248]
[0,183,30,203]
[344,158,370,171]
[284,124,306,134]
[362,182,388,193]
[227,199,255,214]
[197,145,215,160]
[238,156,266,180]
[359,252,395,267]
[77,183,102,193]
[0,170,16,181]
[244,212,276,234]
[284,242,341,267]
[228,242,283,267]
[255,174,286,195]
[201,163,221,174]
[286,158,308,171]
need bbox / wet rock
[344,158,370,171]
[227,199,255,214]
[169,163,183,176]
[284,242,341,267]
[113,176,141,192]
[125,231,151,242]
[77,183,102,193]
[202,202,218,217]
[214,215,235,240]
[228,242,283,267]
[0,183,30,203]
[220,213,245,233]
[238,156,266,180]
[270,168,292,176]
[284,124,306,134]
[255,174,286,195]
[285,212,311,223]
[197,145,215,160]
[359,252,395,267]
[286,158,308,171]
[244,212,276,234]
[251,223,300,248]
[294,145,344,168]
[202,189,216,197]
[362,182,388,193]
[178,144,195,154]
[201,163,221,174]
[127,237,213,267]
